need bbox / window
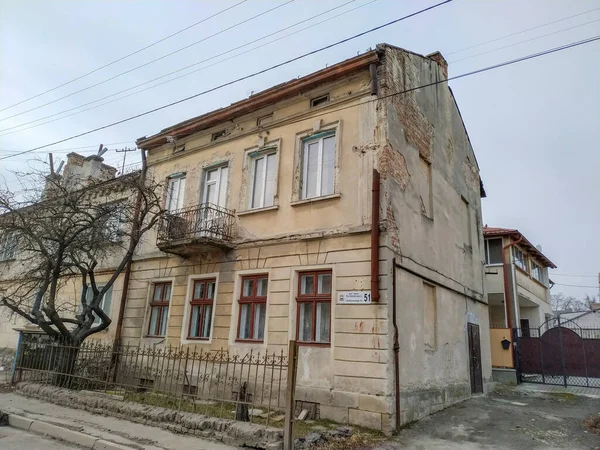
[419,157,433,218]
[301,131,335,199]
[485,238,503,265]
[0,231,17,261]
[85,285,113,326]
[513,247,528,272]
[148,282,171,336]
[166,175,186,212]
[249,151,277,209]
[187,279,215,339]
[423,282,437,350]
[237,275,268,341]
[104,204,125,239]
[296,270,331,344]
[257,114,273,127]
[203,165,229,208]
[310,94,330,108]
[211,130,227,141]
[531,261,547,284]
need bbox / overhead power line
[114,33,600,173]
[551,273,599,278]
[445,6,600,56]
[0,0,372,136]
[0,0,294,123]
[0,0,453,161]
[0,0,249,114]
[0,141,135,155]
[553,283,599,288]
[449,17,600,64]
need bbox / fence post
[557,315,568,387]
[283,340,298,450]
[10,331,24,385]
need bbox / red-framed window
[148,282,171,336]
[296,270,331,345]
[237,274,268,342]
[187,279,216,340]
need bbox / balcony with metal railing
[156,203,236,256]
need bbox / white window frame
[166,175,186,212]
[202,164,229,208]
[513,247,528,272]
[301,130,336,200]
[0,231,17,261]
[484,238,503,266]
[248,149,277,210]
[181,273,220,345]
[84,285,113,327]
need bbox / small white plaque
[338,291,372,304]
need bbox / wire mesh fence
[14,333,291,427]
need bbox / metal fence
[515,317,600,388]
[14,334,292,427]
[157,202,236,245]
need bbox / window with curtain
[187,279,216,340]
[237,274,268,341]
[148,282,171,336]
[296,270,331,345]
[513,247,528,272]
[301,131,335,200]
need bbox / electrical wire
[551,273,599,278]
[445,6,600,56]
[114,33,600,173]
[0,0,295,123]
[0,0,454,161]
[448,17,600,64]
[0,0,372,136]
[0,0,249,114]
[0,141,135,155]
[553,283,599,288]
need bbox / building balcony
[157,203,236,256]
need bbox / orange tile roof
[483,226,557,268]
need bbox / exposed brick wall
[462,157,480,192]
[378,143,410,191]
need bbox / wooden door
[468,323,483,394]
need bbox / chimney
[427,51,448,79]
[83,154,105,184]
[536,244,543,252]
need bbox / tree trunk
[51,343,80,388]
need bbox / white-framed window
[0,231,17,261]
[484,238,503,265]
[166,175,186,212]
[203,164,229,208]
[513,247,528,272]
[531,260,547,285]
[84,285,113,326]
[249,150,277,209]
[301,131,335,199]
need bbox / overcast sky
[1,0,598,301]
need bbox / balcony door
[202,165,229,208]
[199,165,229,238]
[166,176,185,212]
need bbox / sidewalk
[514,383,600,399]
[0,392,236,450]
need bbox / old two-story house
[0,43,492,431]
[484,227,557,381]
[112,43,492,431]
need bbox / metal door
[468,323,483,394]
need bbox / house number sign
[338,291,372,304]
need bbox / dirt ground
[369,386,600,450]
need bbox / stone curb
[4,412,133,450]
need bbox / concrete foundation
[492,368,518,385]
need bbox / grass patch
[548,392,577,401]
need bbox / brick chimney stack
[427,51,448,79]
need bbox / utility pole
[115,147,136,175]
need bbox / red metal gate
[515,317,600,388]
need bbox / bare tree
[551,293,593,314]
[0,160,164,359]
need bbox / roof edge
[483,226,557,269]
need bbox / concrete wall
[376,46,491,424]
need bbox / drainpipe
[501,236,522,330]
[371,169,380,302]
[392,258,400,431]
[113,149,146,345]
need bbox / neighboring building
[1,43,492,431]
[484,227,557,382]
[556,308,600,331]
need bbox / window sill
[237,205,279,216]
[297,341,330,347]
[235,339,265,344]
[144,335,165,339]
[485,263,503,267]
[290,193,341,207]
[186,337,210,341]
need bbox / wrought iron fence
[14,334,290,426]
[157,202,235,245]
